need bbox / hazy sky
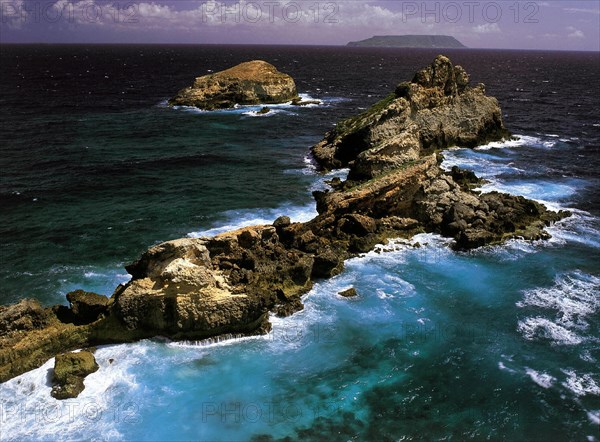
[1,0,598,50]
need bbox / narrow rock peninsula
[168,60,299,110]
[0,56,570,393]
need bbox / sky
[0,0,598,50]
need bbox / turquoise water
[2,141,599,441]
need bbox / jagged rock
[169,60,298,110]
[311,55,509,177]
[51,351,98,399]
[115,237,269,337]
[273,215,291,229]
[0,299,50,334]
[312,247,345,279]
[310,55,567,251]
[338,214,377,236]
[338,288,358,298]
[66,290,109,325]
[449,166,481,189]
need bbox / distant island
[347,35,466,48]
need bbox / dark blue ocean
[0,45,599,441]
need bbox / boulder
[449,166,481,189]
[338,288,358,298]
[169,60,298,110]
[51,351,99,399]
[312,247,344,279]
[66,290,109,325]
[338,214,377,236]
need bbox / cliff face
[347,35,466,48]
[168,60,298,110]
[0,56,569,389]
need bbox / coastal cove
[1,46,599,440]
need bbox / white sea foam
[241,108,288,117]
[561,370,600,397]
[473,134,548,150]
[516,270,600,346]
[517,272,600,330]
[517,317,584,345]
[546,211,600,248]
[0,344,151,441]
[470,134,561,151]
[267,282,338,353]
[168,333,265,349]
[498,362,517,373]
[525,367,556,389]
[171,93,324,116]
[294,93,324,107]
[441,134,586,213]
[475,179,578,211]
[587,409,600,425]
[309,167,350,192]
[441,151,523,180]
[580,350,598,364]
[352,233,452,262]
[188,202,317,238]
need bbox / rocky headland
[0,56,569,395]
[168,60,299,110]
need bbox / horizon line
[0,42,599,53]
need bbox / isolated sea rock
[338,288,358,298]
[169,60,298,110]
[51,351,99,399]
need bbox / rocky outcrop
[0,56,569,389]
[60,290,109,325]
[310,55,567,248]
[312,55,508,179]
[169,60,298,110]
[0,299,51,334]
[51,351,99,399]
[338,288,358,298]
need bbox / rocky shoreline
[0,56,569,396]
